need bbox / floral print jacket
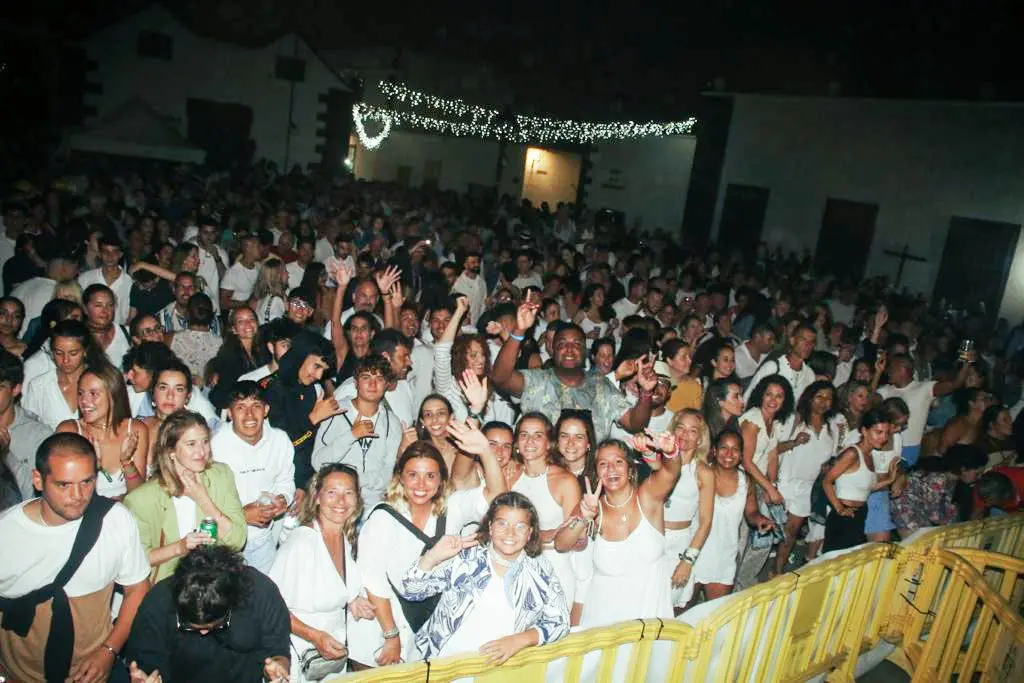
[398,544,569,659]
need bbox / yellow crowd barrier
[335,514,1024,683]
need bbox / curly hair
[478,491,543,558]
[451,334,493,406]
[746,374,796,425]
[172,545,252,625]
[300,463,364,559]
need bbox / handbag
[377,504,446,633]
[297,647,347,681]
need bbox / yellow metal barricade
[332,514,1024,682]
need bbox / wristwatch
[679,547,700,564]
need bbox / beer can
[199,516,218,540]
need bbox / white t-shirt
[78,267,133,325]
[21,369,77,428]
[0,501,150,598]
[172,496,197,537]
[612,297,640,321]
[10,276,57,338]
[877,380,937,447]
[511,273,543,292]
[221,262,259,302]
[256,295,286,324]
[212,425,296,546]
[733,342,760,380]
[191,242,230,313]
[286,261,306,290]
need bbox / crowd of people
[1,163,1023,682]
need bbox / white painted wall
[588,136,697,234]
[713,94,1024,321]
[521,148,581,209]
[353,130,504,193]
[83,4,348,169]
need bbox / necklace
[37,504,52,527]
[602,487,636,523]
[489,548,515,568]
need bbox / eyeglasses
[177,611,231,634]
[139,324,164,336]
[491,519,531,535]
[289,298,312,310]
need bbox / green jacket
[123,462,247,582]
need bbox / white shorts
[777,479,813,519]
[805,520,826,543]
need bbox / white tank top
[833,445,876,502]
[513,467,565,531]
[78,419,134,498]
[664,459,700,523]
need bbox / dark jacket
[261,331,336,488]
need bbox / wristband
[679,547,700,564]
[125,471,141,482]
[661,448,680,460]
[509,332,525,341]
[640,451,659,463]
[100,642,119,657]
[382,628,400,640]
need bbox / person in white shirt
[220,235,261,311]
[11,257,79,338]
[451,251,487,328]
[213,381,296,573]
[612,278,646,322]
[511,250,543,291]
[286,236,315,290]
[0,433,150,683]
[78,234,133,326]
[312,354,402,513]
[190,218,229,315]
[734,324,777,382]
[82,284,132,370]
[744,322,817,406]
[877,353,970,467]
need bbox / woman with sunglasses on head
[566,433,682,628]
[349,424,505,669]
[269,463,377,681]
[396,491,569,664]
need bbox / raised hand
[120,429,140,465]
[457,369,489,415]
[515,296,539,333]
[579,477,603,521]
[447,418,491,456]
[636,353,658,391]
[388,282,405,308]
[331,260,355,290]
[422,534,478,569]
[648,428,677,454]
[309,396,345,425]
[485,320,504,337]
[374,265,402,296]
[454,295,470,317]
[399,424,418,454]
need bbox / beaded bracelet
[661,447,681,460]
[509,332,525,341]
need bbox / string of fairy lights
[351,80,697,149]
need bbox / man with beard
[493,295,657,441]
[0,433,150,683]
[451,250,486,327]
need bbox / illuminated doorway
[521,147,581,209]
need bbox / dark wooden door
[814,198,878,281]
[933,216,1020,322]
[717,184,769,264]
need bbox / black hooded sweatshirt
[260,331,335,488]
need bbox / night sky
[1,0,1022,128]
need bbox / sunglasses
[177,611,231,634]
[289,299,312,310]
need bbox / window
[275,56,306,82]
[137,31,173,60]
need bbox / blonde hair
[150,410,210,496]
[252,258,288,301]
[670,408,710,463]
[383,441,451,517]
[300,463,363,557]
[53,279,82,304]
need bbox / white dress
[691,471,748,586]
[578,497,671,629]
[664,459,701,607]
[512,468,575,607]
[21,370,77,429]
[270,524,361,683]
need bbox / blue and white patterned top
[398,544,569,660]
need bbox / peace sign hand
[579,477,603,521]
[515,294,539,333]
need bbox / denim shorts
[864,489,895,534]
